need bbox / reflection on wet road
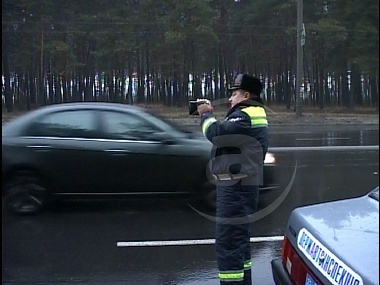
[2,129,379,285]
[269,128,379,147]
[185,125,379,147]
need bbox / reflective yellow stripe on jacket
[202,117,217,136]
[241,106,268,127]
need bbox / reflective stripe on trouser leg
[219,270,244,282]
[243,260,251,270]
[243,260,252,285]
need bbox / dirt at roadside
[2,105,379,126]
[165,109,379,126]
[147,104,380,126]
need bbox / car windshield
[145,109,198,136]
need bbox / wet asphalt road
[2,126,379,285]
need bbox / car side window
[101,111,160,140]
[27,110,98,138]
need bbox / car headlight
[264,152,276,164]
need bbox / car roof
[34,102,144,114]
[2,102,146,136]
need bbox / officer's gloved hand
[197,99,213,116]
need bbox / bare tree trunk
[194,74,202,99]
[285,45,292,110]
[319,69,324,109]
[173,72,179,107]
[72,75,81,102]
[165,77,172,107]
[84,74,92,102]
[266,59,272,104]
[153,73,160,103]
[29,64,37,105]
[160,77,167,106]
[2,29,13,112]
[348,63,360,110]
[218,45,225,100]
[38,23,47,107]
[120,69,126,103]
[136,51,145,104]
[341,69,349,107]
[54,74,61,104]
[127,71,133,104]
[352,64,362,107]
[370,74,379,109]
[62,75,68,103]
[48,73,54,105]
[78,75,85,102]
[145,48,152,104]
[17,73,25,110]
[107,73,115,102]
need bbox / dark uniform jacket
[200,97,268,181]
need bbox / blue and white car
[271,186,379,285]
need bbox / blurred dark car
[271,186,379,285]
[2,102,278,214]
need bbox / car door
[97,110,190,194]
[25,109,108,194]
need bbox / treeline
[2,0,379,112]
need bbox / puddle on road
[176,241,282,285]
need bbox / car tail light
[281,236,292,275]
[281,235,323,285]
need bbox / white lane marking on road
[117,236,284,247]
[295,138,351,141]
[269,145,379,152]
[271,131,313,134]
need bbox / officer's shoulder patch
[226,117,243,122]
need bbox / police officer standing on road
[197,74,268,285]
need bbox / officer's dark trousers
[215,180,259,285]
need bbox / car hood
[287,193,379,284]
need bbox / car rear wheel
[4,172,49,215]
[203,189,216,210]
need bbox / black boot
[243,269,252,285]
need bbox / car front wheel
[4,172,49,215]
[201,181,216,210]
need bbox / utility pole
[296,0,304,118]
